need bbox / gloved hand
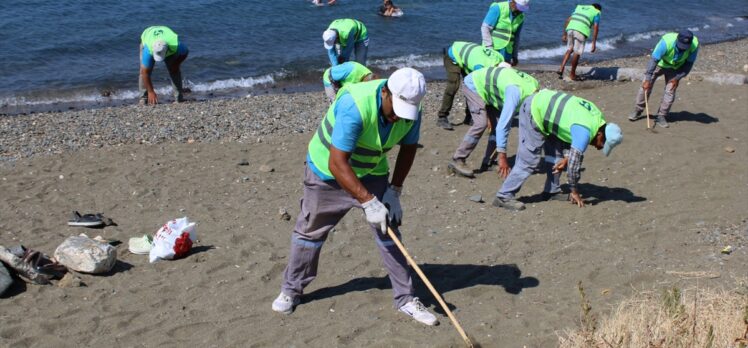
[362,196,389,232]
[382,185,403,226]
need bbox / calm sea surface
[1,0,746,113]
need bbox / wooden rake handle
[385,227,474,347]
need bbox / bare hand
[590,43,596,53]
[570,191,585,207]
[641,80,652,92]
[552,157,568,174]
[497,153,511,179]
[147,91,158,105]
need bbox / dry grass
[558,283,748,348]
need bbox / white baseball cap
[603,123,623,157]
[514,0,530,12]
[498,62,512,68]
[152,39,168,62]
[322,29,337,49]
[387,68,426,121]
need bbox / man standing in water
[139,26,189,105]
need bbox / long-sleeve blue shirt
[481,1,523,61]
[645,38,699,79]
[327,31,357,66]
[307,85,421,180]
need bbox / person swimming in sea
[378,0,403,17]
[311,0,336,6]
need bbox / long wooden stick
[386,227,474,347]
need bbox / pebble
[724,146,735,153]
[54,236,117,274]
[278,208,291,221]
[468,194,483,203]
[259,164,274,173]
[238,159,249,166]
[57,273,84,288]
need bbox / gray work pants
[634,66,679,117]
[452,84,498,163]
[496,95,564,199]
[280,166,413,308]
[139,52,187,102]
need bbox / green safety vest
[489,1,524,53]
[141,26,179,58]
[530,89,605,144]
[471,67,538,110]
[657,33,699,70]
[308,80,414,178]
[449,41,505,73]
[328,19,368,48]
[565,5,600,38]
[323,62,372,87]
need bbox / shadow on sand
[302,263,539,311]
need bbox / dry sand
[1,40,747,347]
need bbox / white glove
[381,185,403,226]
[362,196,389,232]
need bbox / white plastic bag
[149,217,197,263]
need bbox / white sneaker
[399,297,438,326]
[271,292,300,314]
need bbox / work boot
[492,196,526,211]
[436,117,454,130]
[654,115,669,128]
[448,159,475,178]
[399,298,438,326]
[628,110,643,122]
[271,292,300,314]
[541,191,569,202]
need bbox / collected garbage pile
[0,213,197,297]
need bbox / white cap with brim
[514,0,530,12]
[152,39,168,62]
[497,62,512,68]
[322,29,337,49]
[602,123,623,157]
[387,68,426,121]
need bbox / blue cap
[676,29,694,51]
[603,123,623,157]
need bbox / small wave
[368,54,442,70]
[688,27,700,32]
[625,30,669,43]
[519,36,617,60]
[0,72,282,107]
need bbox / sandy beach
[1,39,747,347]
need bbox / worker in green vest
[322,61,375,102]
[139,26,189,105]
[437,41,506,130]
[493,89,623,211]
[272,68,439,326]
[323,19,369,66]
[448,64,539,178]
[481,0,529,66]
[629,30,699,128]
[557,4,602,81]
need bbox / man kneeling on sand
[271,68,439,326]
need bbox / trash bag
[149,217,197,263]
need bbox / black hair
[592,3,602,11]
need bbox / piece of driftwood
[0,245,50,284]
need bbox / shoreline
[2,36,747,118]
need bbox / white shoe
[271,292,299,314]
[399,297,438,326]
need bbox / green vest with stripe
[530,89,605,144]
[308,80,415,178]
[565,5,600,38]
[489,1,524,53]
[449,42,505,73]
[471,67,539,110]
[657,33,699,70]
[323,62,372,87]
[141,26,179,58]
[328,19,368,48]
